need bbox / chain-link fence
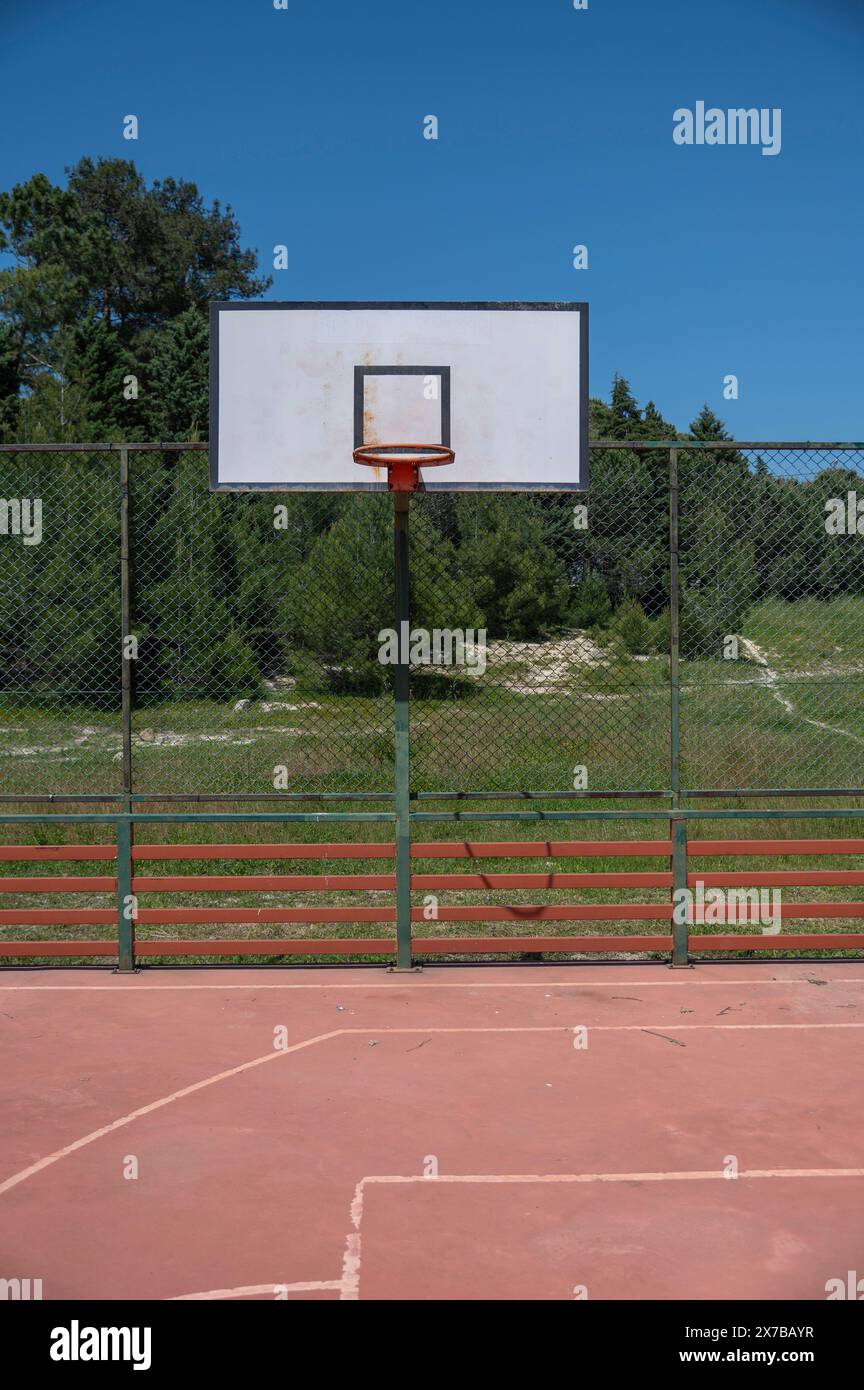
[0,449,122,796]
[1,441,863,803]
[676,445,864,794]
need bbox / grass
[743,596,864,669]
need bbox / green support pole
[668,448,689,967]
[668,447,681,808]
[671,816,690,968]
[120,446,133,817]
[117,447,136,972]
[392,493,415,971]
[116,817,135,973]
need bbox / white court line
[336,1023,864,1032]
[1,975,862,992]
[172,1280,341,1300]
[341,1234,362,1302]
[360,1166,864,1191]
[341,1165,864,1299]
[182,1149,864,1300]
[3,1021,862,1199]
[0,1029,342,1198]
[389,1023,864,1034]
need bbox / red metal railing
[1,831,863,963]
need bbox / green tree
[608,373,642,438]
[455,495,570,639]
[131,456,265,703]
[281,497,484,694]
[0,320,22,439]
[571,571,613,628]
[140,308,209,440]
[68,316,138,437]
[610,597,656,654]
[0,158,269,437]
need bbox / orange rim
[353,443,455,468]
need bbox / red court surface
[1,961,863,1302]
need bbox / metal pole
[116,817,135,973]
[671,815,689,968]
[392,493,415,970]
[120,447,133,803]
[668,448,685,967]
[669,447,681,808]
[117,448,135,971]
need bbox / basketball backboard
[209,301,588,492]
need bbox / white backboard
[209,302,588,491]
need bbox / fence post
[116,816,135,973]
[117,446,136,972]
[392,493,415,971]
[668,447,681,806]
[668,450,691,967]
[120,446,133,803]
[670,815,689,968]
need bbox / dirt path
[739,636,864,747]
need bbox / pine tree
[608,374,642,438]
[141,309,208,440]
[0,320,20,439]
[689,404,731,441]
[642,400,676,440]
[455,495,570,639]
[68,317,138,438]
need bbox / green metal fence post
[120,446,133,814]
[671,815,690,968]
[668,448,689,967]
[392,492,415,971]
[669,447,681,807]
[116,816,135,973]
[117,447,136,972]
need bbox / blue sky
[1,0,862,439]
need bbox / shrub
[610,598,654,655]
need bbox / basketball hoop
[353,443,455,492]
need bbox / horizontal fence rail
[0,810,863,967]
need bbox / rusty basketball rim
[353,443,455,492]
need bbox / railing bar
[2,439,862,453]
